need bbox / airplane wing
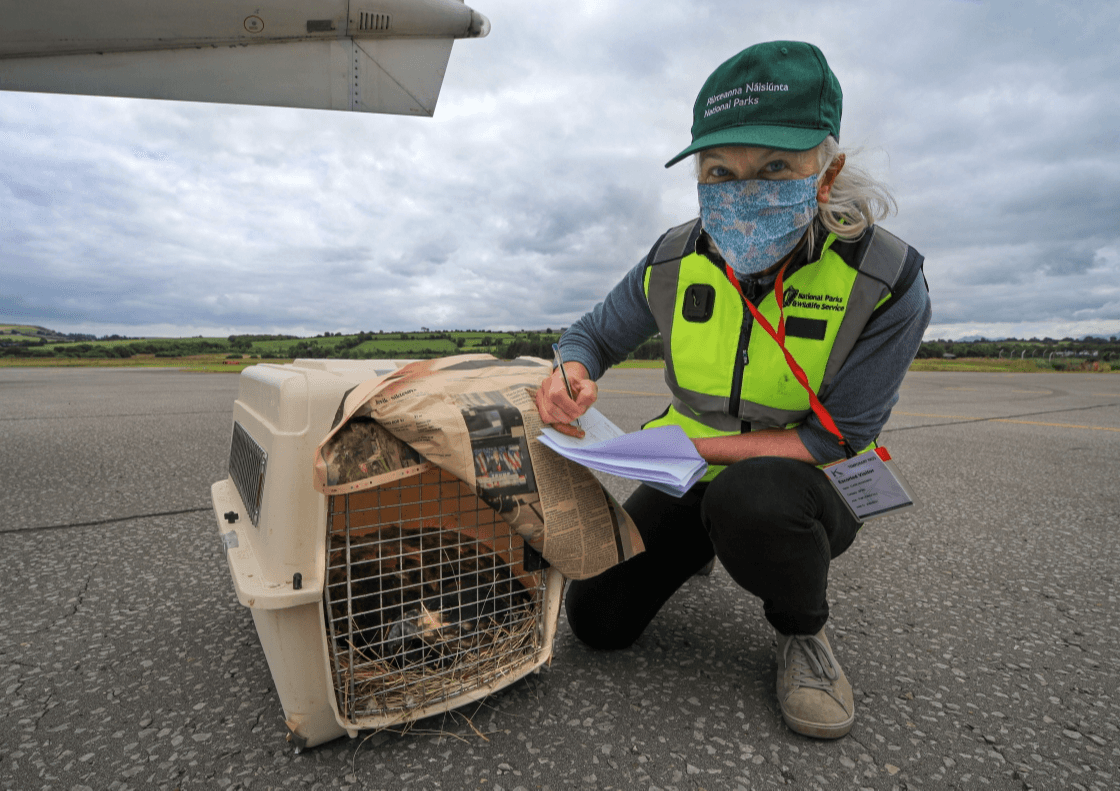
[0,0,490,116]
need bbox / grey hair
[807,135,897,253]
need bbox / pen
[551,343,581,430]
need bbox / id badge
[822,447,918,523]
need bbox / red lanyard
[725,263,851,455]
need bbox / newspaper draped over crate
[312,354,644,580]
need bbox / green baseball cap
[665,41,842,168]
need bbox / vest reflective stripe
[667,394,808,432]
[822,226,907,388]
[643,220,705,406]
[643,404,877,482]
[643,258,688,407]
[641,219,910,478]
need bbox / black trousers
[565,456,863,648]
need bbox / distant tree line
[631,339,664,360]
[917,337,1120,361]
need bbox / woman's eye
[763,160,788,174]
[708,165,732,179]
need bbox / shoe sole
[781,709,855,740]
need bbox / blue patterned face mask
[697,175,818,276]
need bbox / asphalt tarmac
[2,366,1118,791]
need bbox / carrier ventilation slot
[357,12,392,31]
[229,421,268,526]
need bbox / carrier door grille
[323,468,545,721]
[228,421,267,526]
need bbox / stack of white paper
[538,408,708,497]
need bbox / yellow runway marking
[993,419,1120,433]
[895,411,973,419]
[893,412,1120,433]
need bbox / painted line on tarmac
[995,418,1120,433]
[896,411,991,419]
[890,401,1120,434]
[0,507,211,535]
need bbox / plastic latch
[292,572,303,590]
[224,511,239,523]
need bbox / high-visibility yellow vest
[641,219,919,480]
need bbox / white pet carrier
[211,360,564,750]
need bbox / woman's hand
[535,361,597,438]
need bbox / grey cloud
[412,234,460,267]
[1,177,57,207]
[931,277,1115,325]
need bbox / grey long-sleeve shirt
[559,232,932,464]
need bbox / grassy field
[1,327,553,363]
[0,325,46,341]
[0,326,556,372]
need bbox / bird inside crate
[323,467,555,723]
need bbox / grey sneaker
[775,628,855,738]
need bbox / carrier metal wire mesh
[324,467,547,721]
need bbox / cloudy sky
[2,0,1118,341]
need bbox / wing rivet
[244,16,264,34]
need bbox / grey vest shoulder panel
[822,226,922,390]
[854,226,909,286]
[645,218,707,415]
[648,219,703,266]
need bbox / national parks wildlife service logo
[783,286,845,312]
